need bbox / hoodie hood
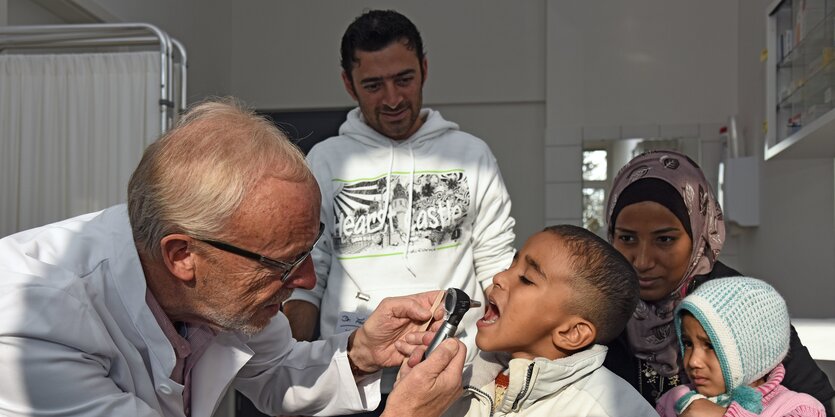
[340,107,459,148]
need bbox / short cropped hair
[544,225,639,344]
[340,9,425,80]
[127,98,312,259]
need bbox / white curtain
[0,52,161,237]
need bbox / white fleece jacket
[288,107,516,368]
[444,346,659,417]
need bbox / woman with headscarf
[602,150,834,415]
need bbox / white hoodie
[288,107,516,370]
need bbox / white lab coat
[0,205,381,417]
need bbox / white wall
[544,1,738,226]
[735,0,835,318]
[225,1,546,110]
[71,0,233,100]
[434,102,545,244]
[73,0,546,107]
[6,0,67,24]
[547,1,738,128]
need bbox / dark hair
[340,9,425,81]
[544,225,639,344]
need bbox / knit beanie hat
[674,276,790,414]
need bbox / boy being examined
[442,225,658,416]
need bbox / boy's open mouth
[480,299,500,324]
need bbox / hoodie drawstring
[404,144,417,278]
[352,145,397,301]
[382,144,395,234]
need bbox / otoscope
[422,288,481,360]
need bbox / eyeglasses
[196,222,325,283]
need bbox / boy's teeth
[480,301,500,323]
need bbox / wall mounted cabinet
[766,0,835,159]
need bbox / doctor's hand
[383,338,466,417]
[347,290,445,374]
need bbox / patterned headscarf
[606,150,725,377]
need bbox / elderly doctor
[0,99,465,417]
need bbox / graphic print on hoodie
[333,171,470,256]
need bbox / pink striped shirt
[146,291,216,417]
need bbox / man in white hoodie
[284,9,517,415]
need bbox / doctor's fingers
[393,332,431,360]
[377,290,445,323]
[416,338,465,382]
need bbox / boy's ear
[552,316,596,352]
[159,234,198,283]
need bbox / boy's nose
[483,283,495,298]
[491,270,508,289]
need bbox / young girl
[656,277,826,417]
